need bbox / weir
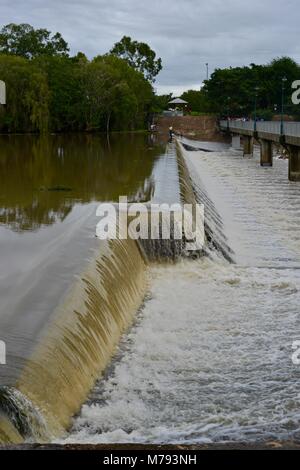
[0,134,161,443]
[0,238,147,441]
[0,137,232,444]
[68,137,300,445]
[177,141,235,263]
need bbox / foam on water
[64,141,300,444]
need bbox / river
[64,139,300,444]
[1,133,300,444]
[0,133,167,442]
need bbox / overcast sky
[2,0,300,95]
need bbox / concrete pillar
[288,145,300,181]
[243,136,253,156]
[260,139,273,167]
[231,135,241,150]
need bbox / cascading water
[0,386,47,442]
[0,137,221,443]
[176,142,234,262]
[2,134,300,445]
[63,138,300,445]
[138,141,205,261]
[0,135,204,444]
[0,134,165,443]
[0,237,147,442]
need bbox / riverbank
[1,136,300,446]
[156,115,226,142]
[59,140,300,446]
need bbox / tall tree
[34,55,85,131]
[0,23,69,59]
[0,26,156,133]
[83,55,153,132]
[151,94,173,113]
[202,56,300,118]
[0,54,49,132]
[181,89,210,113]
[110,36,162,82]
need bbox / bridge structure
[219,120,300,181]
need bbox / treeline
[180,57,300,119]
[0,24,162,133]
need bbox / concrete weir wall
[0,140,205,444]
[156,115,220,141]
[0,238,147,443]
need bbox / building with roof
[162,97,188,117]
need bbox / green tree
[84,55,153,132]
[151,94,173,113]
[34,55,85,131]
[0,23,69,59]
[110,36,162,82]
[103,55,153,130]
[0,26,156,133]
[0,54,49,132]
[202,57,300,118]
[181,89,210,113]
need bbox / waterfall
[0,139,233,444]
[177,141,235,263]
[0,238,147,442]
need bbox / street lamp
[281,76,287,134]
[225,96,231,130]
[206,63,209,81]
[254,86,259,131]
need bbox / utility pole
[226,96,231,120]
[281,76,287,135]
[205,63,209,81]
[254,86,259,131]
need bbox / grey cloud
[1,0,300,94]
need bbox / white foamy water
[64,144,300,444]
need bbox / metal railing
[220,120,300,138]
[229,121,254,131]
[256,121,281,134]
[162,110,184,117]
[283,122,300,137]
[220,120,255,131]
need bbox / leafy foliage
[0,25,161,133]
[180,89,210,113]
[110,36,162,82]
[201,57,300,118]
[151,94,173,113]
[0,23,69,59]
[0,54,49,132]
